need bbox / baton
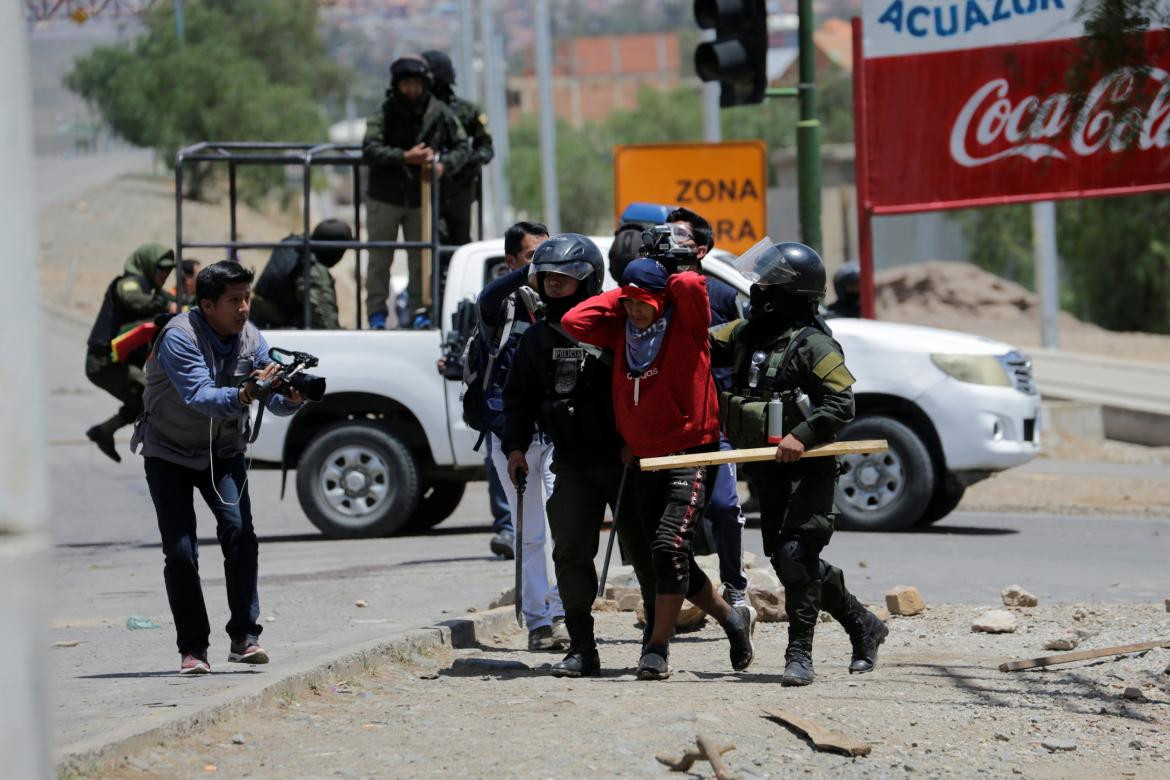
[596,461,632,598]
[513,471,526,628]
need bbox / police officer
[502,234,657,677]
[824,260,861,319]
[85,243,177,462]
[363,56,469,330]
[421,50,493,248]
[250,219,352,330]
[710,240,887,686]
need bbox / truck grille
[1000,351,1037,395]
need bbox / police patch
[552,348,586,360]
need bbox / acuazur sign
[862,0,1083,57]
[856,1,1170,211]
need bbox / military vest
[87,273,153,350]
[719,325,816,448]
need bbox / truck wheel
[918,481,967,526]
[834,416,934,532]
[296,423,420,538]
[404,480,467,531]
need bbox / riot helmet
[390,57,431,108]
[529,233,604,321]
[421,50,456,88]
[732,237,830,332]
[833,260,860,300]
[311,219,353,268]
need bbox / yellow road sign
[613,141,768,254]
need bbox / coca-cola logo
[949,67,1170,166]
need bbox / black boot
[836,594,889,674]
[86,415,124,463]
[721,605,755,672]
[551,611,600,678]
[781,623,815,686]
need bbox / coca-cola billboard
[857,5,1170,211]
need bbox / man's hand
[774,433,806,463]
[506,450,528,488]
[404,143,433,166]
[436,356,447,375]
[434,161,445,178]
[284,386,305,405]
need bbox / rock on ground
[886,586,925,616]
[748,586,786,623]
[1001,585,1039,607]
[972,609,1018,633]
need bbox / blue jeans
[484,433,513,534]
[144,454,262,656]
[706,435,748,590]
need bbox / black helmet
[833,260,861,300]
[421,50,456,86]
[311,218,353,268]
[390,56,430,87]
[529,233,604,303]
[732,238,826,299]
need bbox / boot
[637,643,670,681]
[551,611,600,678]
[86,415,124,463]
[781,623,815,687]
[836,594,889,674]
[721,604,755,672]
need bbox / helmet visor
[529,259,596,281]
[728,236,798,287]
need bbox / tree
[66,0,344,199]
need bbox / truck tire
[918,481,967,526]
[834,416,934,532]
[296,423,420,538]
[404,480,467,531]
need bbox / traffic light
[693,0,768,107]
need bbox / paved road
[42,312,1170,761]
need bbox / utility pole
[795,0,822,253]
[1,9,51,780]
[173,0,186,45]
[700,30,721,142]
[457,0,478,103]
[1032,201,1061,348]
[534,0,560,232]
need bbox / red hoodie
[561,271,720,458]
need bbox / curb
[56,606,519,776]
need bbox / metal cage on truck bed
[174,141,481,329]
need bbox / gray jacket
[133,313,267,468]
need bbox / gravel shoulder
[86,604,1170,779]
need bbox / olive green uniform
[437,95,493,246]
[710,318,859,634]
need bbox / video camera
[247,347,327,403]
[641,223,698,272]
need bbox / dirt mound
[875,260,1036,319]
[874,260,1170,364]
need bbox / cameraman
[132,261,304,675]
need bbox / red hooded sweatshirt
[561,270,720,458]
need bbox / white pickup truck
[250,238,1041,536]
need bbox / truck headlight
[930,354,1012,387]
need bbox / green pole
[796,0,822,253]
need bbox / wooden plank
[638,440,889,472]
[999,639,1170,672]
[420,168,433,308]
[763,708,872,757]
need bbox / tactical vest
[719,325,815,448]
[132,313,260,468]
[87,273,153,350]
[536,324,621,458]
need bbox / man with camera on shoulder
[132,261,306,675]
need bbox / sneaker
[528,625,561,652]
[489,529,515,559]
[228,636,269,664]
[411,313,433,330]
[550,617,571,651]
[86,425,121,463]
[723,584,748,608]
[722,604,755,672]
[368,312,388,330]
[180,653,210,675]
[637,645,670,680]
[550,648,600,678]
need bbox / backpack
[459,295,523,448]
